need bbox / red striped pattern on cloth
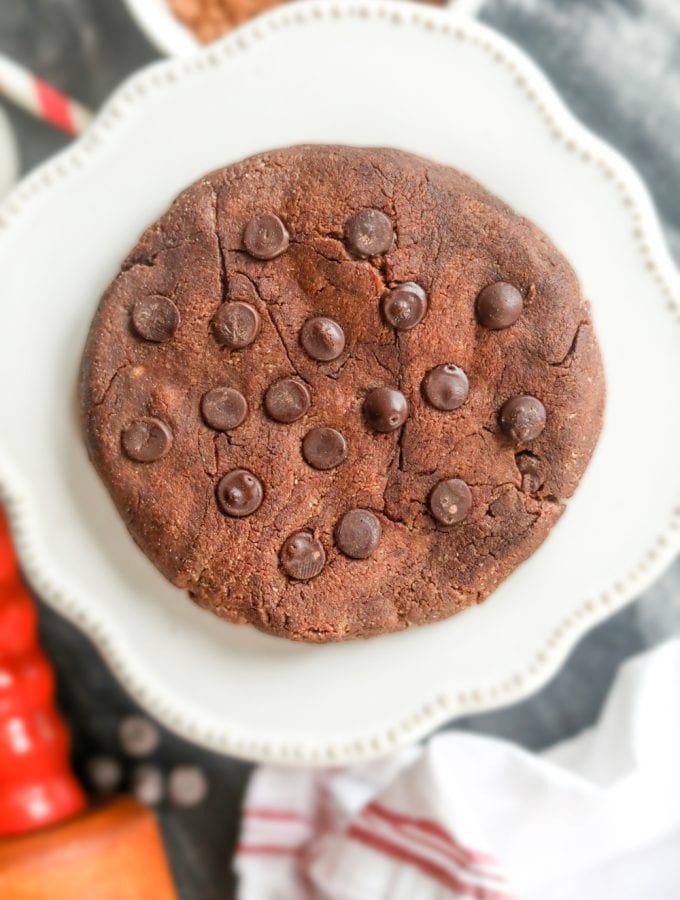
[347,822,516,900]
[236,799,514,899]
[348,801,514,899]
[34,78,76,135]
[237,805,312,858]
[363,802,504,875]
[243,808,308,822]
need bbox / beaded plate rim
[1,2,679,765]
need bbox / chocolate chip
[335,509,381,559]
[201,387,248,431]
[476,282,523,329]
[500,396,546,442]
[280,532,326,580]
[217,469,263,517]
[131,764,164,807]
[118,715,160,756]
[121,417,172,462]
[243,214,289,260]
[382,283,428,331]
[131,295,180,342]
[363,387,408,433]
[167,766,208,808]
[345,209,394,258]
[302,427,347,470]
[264,379,311,423]
[428,479,472,525]
[422,364,469,411]
[300,317,345,361]
[86,756,122,795]
[212,302,260,349]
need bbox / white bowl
[124,0,201,55]
[1,2,679,764]
[122,0,475,56]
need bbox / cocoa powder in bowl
[170,0,445,43]
[170,0,287,42]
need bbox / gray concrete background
[0,1,678,897]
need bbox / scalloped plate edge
[1,3,679,764]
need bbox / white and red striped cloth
[235,640,680,899]
[0,55,91,135]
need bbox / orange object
[0,511,177,900]
[0,510,86,836]
[0,796,177,899]
[0,510,177,897]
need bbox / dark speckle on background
[1,1,679,898]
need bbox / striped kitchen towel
[235,640,680,899]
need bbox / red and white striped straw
[0,54,92,136]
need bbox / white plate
[1,3,679,765]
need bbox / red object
[346,823,513,900]
[34,78,77,136]
[0,796,178,899]
[0,509,86,836]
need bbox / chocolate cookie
[80,145,605,642]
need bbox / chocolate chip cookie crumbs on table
[118,715,160,757]
[131,765,164,807]
[86,756,123,796]
[80,145,605,642]
[167,766,208,809]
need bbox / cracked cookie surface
[80,145,605,642]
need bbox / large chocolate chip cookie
[80,145,605,642]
